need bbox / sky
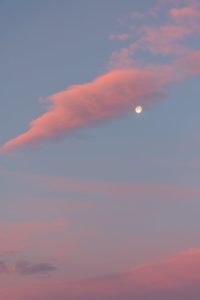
[0,0,200,299]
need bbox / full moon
[135,105,143,114]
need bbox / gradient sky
[1,0,200,299]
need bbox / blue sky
[0,0,200,299]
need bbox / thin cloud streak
[13,261,57,275]
[0,260,57,276]
[2,169,200,201]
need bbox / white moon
[135,105,143,114]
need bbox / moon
[135,105,143,114]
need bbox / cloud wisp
[13,261,57,275]
[0,260,57,276]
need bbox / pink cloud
[4,169,200,202]
[0,249,18,256]
[1,1,200,152]
[180,51,200,76]
[170,6,200,18]
[111,1,200,63]
[0,67,172,152]
[1,248,200,299]
[37,248,200,298]
[109,33,130,41]
[129,248,200,290]
[48,175,200,200]
[140,24,194,55]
